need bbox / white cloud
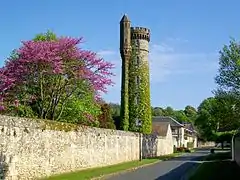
[165,37,189,43]
[149,45,218,83]
[151,43,174,53]
[97,50,116,56]
[98,42,219,103]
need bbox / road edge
[180,162,203,180]
[91,160,161,180]
[92,153,184,180]
[180,153,211,180]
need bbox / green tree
[215,39,240,92]
[0,31,114,124]
[60,91,101,126]
[183,105,197,122]
[33,30,57,42]
[214,38,240,130]
[174,110,189,123]
[214,92,240,131]
[98,103,116,129]
[164,106,175,116]
[109,103,120,117]
[195,97,219,140]
[195,95,240,140]
[152,107,164,116]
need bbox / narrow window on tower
[134,94,140,105]
[137,76,140,86]
[137,40,140,45]
[135,76,140,89]
[136,56,140,66]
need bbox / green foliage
[109,103,120,117]
[195,97,219,140]
[214,131,236,143]
[120,53,129,131]
[1,31,113,129]
[128,45,152,134]
[4,104,37,118]
[108,103,121,129]
[215,38,240,92]
[194,39,240,141]
[174,110,189,122]
[164,106,175,116]
[151,105,197,123]
[195,94,240,141]
[16,105,37,118]
[213,38,240,130]
[214,92,240,131]
[33,30,57,42]
[60,92,101,126]
[151,107,164,116]
[98,103,116,129]
[187,142,194,149]
[184,105,197,121]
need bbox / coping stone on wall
[0,115,140,137]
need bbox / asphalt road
[105,149,210,180]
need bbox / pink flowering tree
[0,33,114,122]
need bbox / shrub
[187,142,194,149]
[98,103,116,129]
[175,147,192,153]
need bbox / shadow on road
[154,162,200,180]
[167,155,206,162]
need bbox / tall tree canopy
[215,39,240,93]
[194,97,219,140]
[213,38,240,131]
[0,31,114,123]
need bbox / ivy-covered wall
[128,41,152,134]
[120,54,130,131]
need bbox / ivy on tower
[119,15,152,134]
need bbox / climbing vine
[128,42,152,134]
[120,52,130,131]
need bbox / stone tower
[120,15,131,131]
[120,15,152,134]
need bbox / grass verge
[189,151,240,180]
[202,151,231,161]
[41,153,181,180]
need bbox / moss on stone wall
[128,44,152,134]
[37,119,79,132]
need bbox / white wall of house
[156,124,174,155]
[173,127,198,148]
[180,127,185,147]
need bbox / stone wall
[0,115,173,180]
[197,141,215,148]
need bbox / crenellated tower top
[131,27,150,42]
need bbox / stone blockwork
[143,123,173,157]
[0,115,173,180]
[197,141,215,148]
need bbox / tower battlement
[131,27,150,42]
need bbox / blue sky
[1,0,240,110]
